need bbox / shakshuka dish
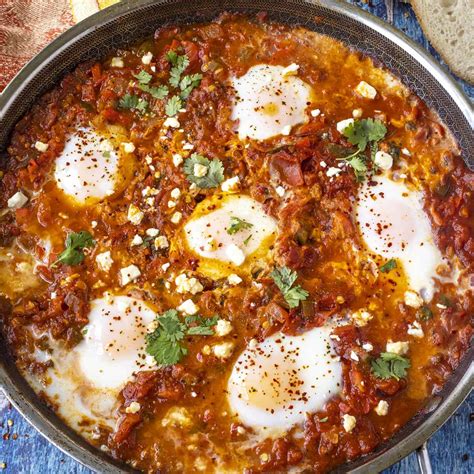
[1,13,472,473]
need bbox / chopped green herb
[179,73,203,99]
[338,118,387,181]
[52,231,95,267]
[227,216,253,235]
[380,258,397,273]
[183,153,224,188]
[167,52,190,88]
[439,294,453,308]
[371,352,411,380]
[118,93,148,113]
[319,417,328,423]
[270,266,309,309]
[243,234,252,246]
[165,95,183,116]
[418,305,433,321]
[146,310,217,365]
[140,83,169,100]
[133,70,152,85]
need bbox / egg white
[227,326,342,436]
[356,175,447,300]
[54,127,132,205]
[231,64,313,140]
[182,194,277,278]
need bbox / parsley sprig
[338,118,387,181]
[227,216,253,235]
[270,266,309,309]
[133,70,169,99]
[379,258,397,273]
[183,153,224,188]
[371,352,411,380]
[145,309,218,365]
[52,231,95,267]
[118,93,148,113]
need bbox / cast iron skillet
[0,1,473,472]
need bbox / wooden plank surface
[1,1,472,472]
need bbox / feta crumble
[227,273,242,285]
[351,309,373,327]
[194,163,208,178]
[154,235,169,249]
[119,264,141,286]
[175,274,204,294]
[275,185,285,197]
[215,319,233,337]
[375,400,389,416]
[122,142,135,153]
[127,204,144,225]
[352,108,363,118]
[177,299,199,315]
[404,290,424,309]
[110,57,124,68]
[125,401,141,414]
[310,109,321,117]
[170,188,181,199]
[131,234,143,246]
[34,141,49,152]
[355,81,377,99]
[172,153,184,166]
[386,340,409,355]
[336,118,354,133]
[95,251,113,272]
[212,342,234,359]
[374,151,393,170]
[141,51,153,65]
[146,228,159,237]
[163,117,180,128]
[225,244,245,266]
[170,211,182,224]
[221,176,240,193]
[282,63,299,76]
[342,414,357,432]
[407,321,424,338]
[7,191,28,209]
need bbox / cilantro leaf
[380,258,397,273]
[345,155,367,182]
[343,118,387,151]
[145,310,217,366]
[183,153,224,188]
[270,266,308,309]
[167,52,190,88]
[133,70,152,85]
[52,231,95,267]
[418,305,433,321]
[371,352,411,380]
[179,73,202,99]
[165,95,183,116]
[118,93,148,113]
[227,216,253,235]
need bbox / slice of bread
[411,0,473,83]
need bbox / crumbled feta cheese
[320,160,327,168]
[362,342,374,352]
[193,163,208,177]
[122,142,135,153]
[177,299,199,315]
[119,264,141,286]
[127,204,144,225]
[404,290,424,308]
[260,453,269,463]
[7,191,28,209]
[215,319,233,337]
[145,354,157,366]
[386,340,409,355]
[161,262,170,271]
[310,109,321,117]
[172,153,183,166]
[402,148,411,156]
[329,334,341,341]
[221,176,240,193]
[171,211,182,224]
[146,228,159,237]
[350,351,359,362]
[342,414,357,432]
[326,167,342,178]
[154,235,169,249]
[131,234,143,246]
[182,142,194,150]
[374,151,393,170]
[281,125,292,136]
[161,407,192,427]
[282,63,299,76]
[275,185,286,197]
[91,220,98,228]
[375,400,389,416]
[170,188,181,199]
[150,65,156,73]
[125,401,141,414]
[352,108,363,118]
[95,251,113,272]
[336,118,354,133]
[212,342,234,359]
[227,273,242,285]
[355,81,377,99]
[163,117,180,128]
[167,200,176,208]
[34,141,49,152]
[225,244,245,266]
[110,57,124,68]
[175,274,204,294]
[436,303,447,310]
[351,309,373,327]
[141,51,153,65]
[407,321,424,338]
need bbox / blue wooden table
[0,1,472,472]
